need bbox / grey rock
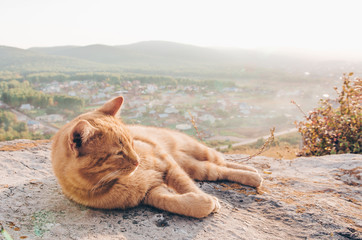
[0,140,361,240]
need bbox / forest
[0,110,46,141]
[0,80,84,110]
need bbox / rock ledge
[0,140,361,240]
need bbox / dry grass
[0,140,50,151]
[226,144,299,159]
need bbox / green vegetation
[0,80,84,113]
[0,80,85,141]
[53,95,84,112]
[0,110,46,141]
[0,80,86,141]
[295,73,361,156]
[0,80,52,108]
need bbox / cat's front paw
[189,194,221,218]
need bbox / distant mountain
[1,41,360,76]
[28,41,237,66]
[30,44,135,64]
[27,41,306,71]
[28,46,78,55]
[116,41,228,64]
[0,45,108,72]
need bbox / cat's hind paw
[252,173,263,188]
[212,197,221,213]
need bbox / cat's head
[54,96,140,190]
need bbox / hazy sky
[1,0,361,57]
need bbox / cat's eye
[117,151,126,157]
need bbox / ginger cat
[51,96,263,218]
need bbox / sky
[1,0,362,59]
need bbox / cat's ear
[69,120,96,153]
[98,96,124,116]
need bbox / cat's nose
[133,155,140,166]
[133,159,139,166]
[130,149,140,166]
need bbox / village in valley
[0,74,313,146]
[0,40,347,145]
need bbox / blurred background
[0,0,361,157]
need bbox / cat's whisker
[128,165,139,176]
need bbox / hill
[31,44,141,65]
[29,41,250,66]
[1,41,361,78]
[2,42,297,79]
[0,45,109,72]
[28,41,314,71]
[28,45,78,55]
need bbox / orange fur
[51,96,263,218]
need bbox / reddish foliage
[294,73,361,156]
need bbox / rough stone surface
[0,139,361,240]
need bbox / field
[222,132,302,159]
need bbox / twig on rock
[233,127,275,162]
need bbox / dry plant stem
[291,100,307,118]
[234,127,275,162]
[188,111,204,141]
